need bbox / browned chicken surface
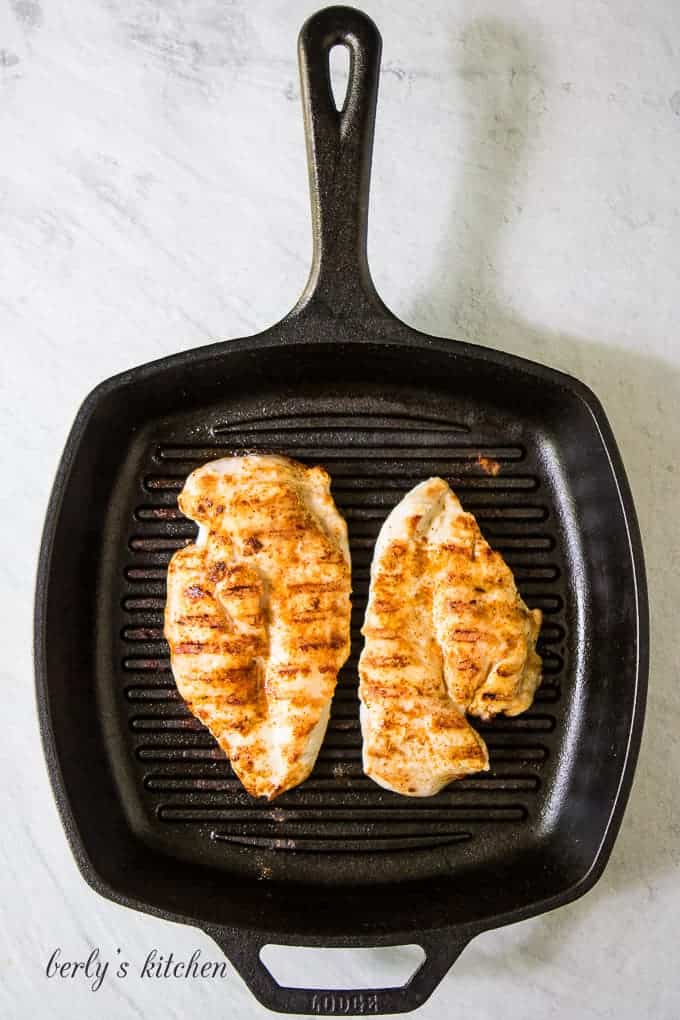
[359,477,542,796]
[164,455,352,800]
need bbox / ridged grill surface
[117,409,567,854]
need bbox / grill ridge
[157,444,526,462]
[209,832,473,852]
[212,411,471,435]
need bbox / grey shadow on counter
[403,16,680,973]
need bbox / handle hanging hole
[329,43,351,112]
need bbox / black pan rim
[67,325,619,422]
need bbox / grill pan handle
[205,926,471,1015]
[292,5,390,320]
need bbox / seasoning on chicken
[359,477,542,796]
[165,455,352,800]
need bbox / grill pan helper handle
[293,5,390,319]
[204,927,471,1015]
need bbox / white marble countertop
[2,0,679,1017]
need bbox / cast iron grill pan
[36,7,647,1014]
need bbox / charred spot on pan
[477,455,501,476]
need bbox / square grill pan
[35,7,647,1015]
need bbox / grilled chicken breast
[359,477,542,796]
[164,455,351,800]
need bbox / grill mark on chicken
[165,455,351,800]
[174,615,225,629]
